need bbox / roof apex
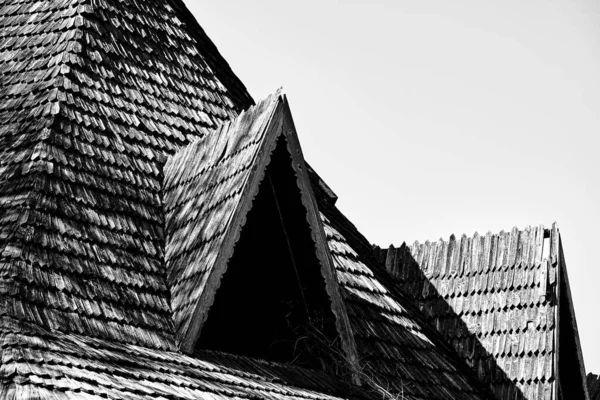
[163,93,360,373]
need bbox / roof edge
[557,230,590,400]
[166,0,254,110]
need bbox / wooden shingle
[0,0,252,350]
[315,194,494,400]
[380,224,588,399]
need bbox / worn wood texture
[376,226,560,400]
[163,92,282,349]
[316,194,494,400]
[163,92,361,379]
[0,0,252,350]
[0,315,376,400]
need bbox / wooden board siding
[0,0,252,350]
[375,226,560,399]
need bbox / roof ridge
[376,223,563,398]
[392,222,558,247]
[163,0,254,110]
[381,223,559,277]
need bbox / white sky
[183,0,600,374]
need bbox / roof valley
[0,0,255,351]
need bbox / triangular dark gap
[196,134,340,372]
[558,262,586,400]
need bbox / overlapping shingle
[163,93,282,347]
[315,192,492,400]
[163,92,360,370]
[0,1,588,400]
[0,0,252,350]
[0,315,375,400]
[375,226,560,399]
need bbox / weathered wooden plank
[385,244,396,275]
[550,222,559,266]
[518,226,531,268]
[433,239,446,279]
[508,226,520,268]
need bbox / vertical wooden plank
[372,245,383,264]
[527,226,537,267]
[550,222,559,266]
[457,234,468,276]
[463,235,473,276]
[420,241,430,276]
[534,225,544,267]
[448,234,458,277]
[385,244,396,276]
[471,232,480,275]
[410,240,419,259]
[402,242,413,281]
[433,239,445,279]
[539,260,548,302]
[391,245,402,280]
[416,242,426,270]
[476,235,486,274]
[508,226,520,268]
[519,226,531,267]
[496,231,506,270]
[425,241,436,278]
[488,233,497,272]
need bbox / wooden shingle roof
[0,0,588,399]
[162,92,358,366]
[0,0,251,350]
[375,225,588,399]
[163,93,282,349]
[314,190,494,400]
[0,315,375,400]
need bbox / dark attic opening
[196,134,342,372]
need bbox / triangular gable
[0,0,253,350]
[163,92,359,373]
[376,223,587,400]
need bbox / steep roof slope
[0,0,252,350]
[162,92,358,370]
[376,226,588,399]
[0,78,378,398]
[163,93,282,347]
[314,190,493,400]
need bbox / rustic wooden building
[0,0,588,399]
[375,226,588,399]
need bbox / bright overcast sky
[183,0,600,374]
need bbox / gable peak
[163,93,359,375]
